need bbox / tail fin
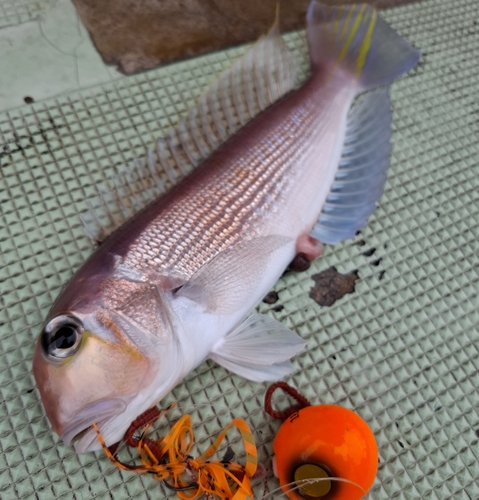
[306,2,420,90]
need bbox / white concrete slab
[0,0,123,111]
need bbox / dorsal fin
[311,86,392,245]
[80,20,297,245]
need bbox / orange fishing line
[93,404,257,500]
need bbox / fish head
[33,254,191,453]
[33,294,158,453]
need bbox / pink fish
[33,2,419,453]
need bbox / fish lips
[61,398,128,452]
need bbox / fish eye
[41,315,83,359]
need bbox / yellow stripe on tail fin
[306,2,420,90]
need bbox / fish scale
[122,79,339,281]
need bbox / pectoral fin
[210,313,306,382]
[176,235,292,315]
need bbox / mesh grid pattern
[1,0,478,498]
[0,0,53,28]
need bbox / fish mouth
[61,399,127,452]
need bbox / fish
[32,1,420,454]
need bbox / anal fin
[311,86,392,245]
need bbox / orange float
[267,385,378,500]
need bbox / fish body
[33,2,420,453]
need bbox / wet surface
[72,0,424,74]
[309,267,359,307]
[71,0,310,74]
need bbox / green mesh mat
[1,0,479,498]
[0,0,53,28]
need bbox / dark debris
[262,291,279,305]
[309,267,359,307]
[362,247,376,257]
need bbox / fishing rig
[94,384,378,499]
[94,403,257,499]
